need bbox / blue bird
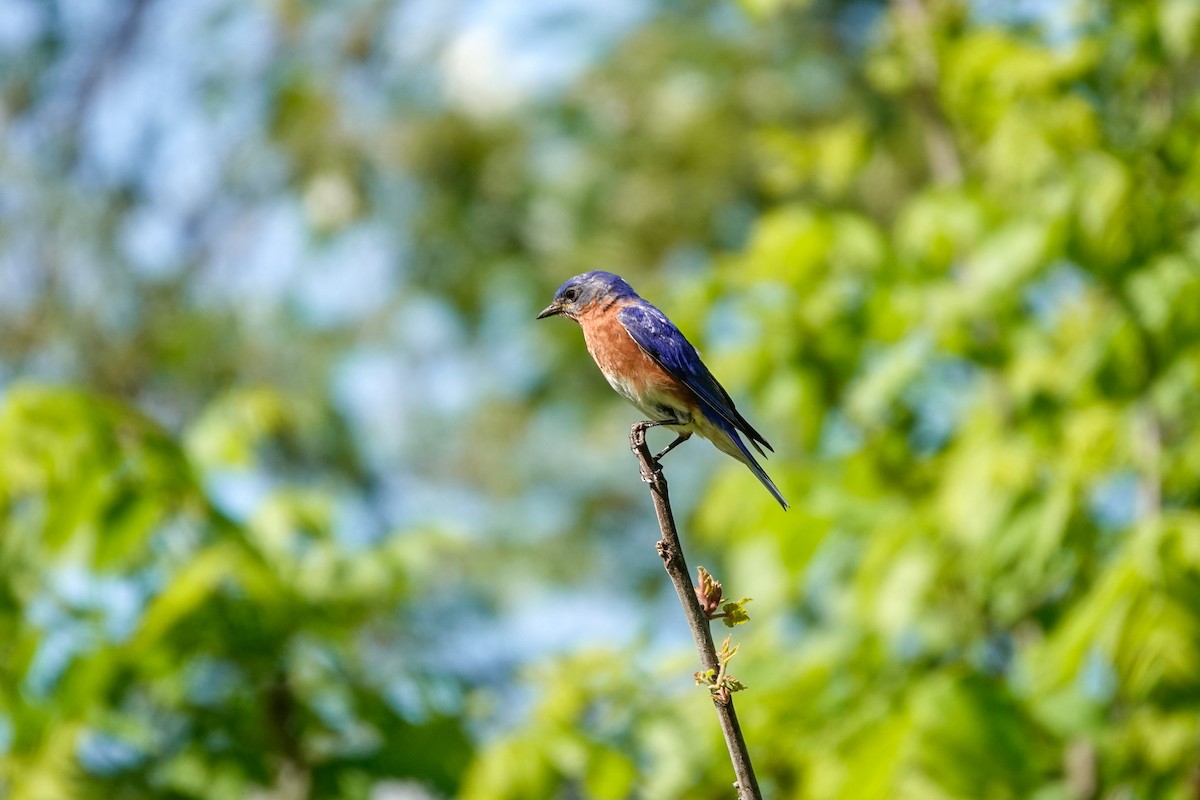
[538,271,788,510]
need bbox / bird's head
[537,271,638,321]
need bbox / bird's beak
[537,301,563,319]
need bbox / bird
[537,270,788,510]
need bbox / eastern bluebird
[538,270,788,510]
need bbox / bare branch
[629,422,762,800]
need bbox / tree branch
[629,422,762,800]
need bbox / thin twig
[629,422,762,800]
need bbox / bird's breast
[577,307,696,421]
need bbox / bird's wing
[618,302,773,455]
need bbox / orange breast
[577,306,696,415]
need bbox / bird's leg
[653,433,692,462]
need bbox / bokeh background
[3,0,1200,797]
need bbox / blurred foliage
[0,386,471,798]
[3,0,1200,797]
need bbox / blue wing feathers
[617,301,787,510]
[617,303,774,454]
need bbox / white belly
[600,366,693,426]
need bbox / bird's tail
[707,418,789,510]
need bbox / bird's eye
[562,288,579,303]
